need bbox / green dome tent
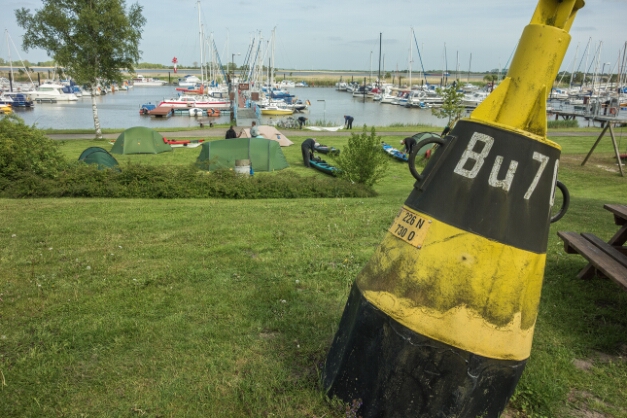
[78,147,119,170]
[196,137,289,172]
[411,131,442,156]
[110,126,172,155]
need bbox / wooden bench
[558,231,627,291]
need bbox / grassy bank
[1,131,626,417]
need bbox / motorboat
[277,80,295,89]
[132,75,166,86]
[31,82,78,101]
[550,88,569,100]
[420,89,444,107]
[157,94,230,110]
[352,85,371,98]
[407,90,428,108]
[289,99,309,112]
[391,90,411,106]
[462,91,490,108]
[0,92,35,108]
[178,75,201,87]
[260,103,294,116]
[378,86,399,104]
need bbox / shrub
[0,162,376,199]
[0,114,68,180]
[334,126,389,187]
[0,118,376,199]
[431,80,466,125]
[547,119,579,129]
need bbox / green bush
[0,114,69,180]
[0,163,376,199]
[547,119,579,129]
[335,126,389,186]
[0,117,375,199]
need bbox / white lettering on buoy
[454,132,495,179]
[524,152,549,200]
[489,156,519,192]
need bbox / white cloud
[1,0,625,72]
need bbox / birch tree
[16,0,145,140]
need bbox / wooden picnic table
[557,204,627,290]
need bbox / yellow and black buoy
[323,1,582,416]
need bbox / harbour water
[11,86,454,130]
[8,85,624,130]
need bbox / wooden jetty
[147,107,174,118]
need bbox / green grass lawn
[2,127,627,417]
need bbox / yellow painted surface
[470,0,584,140]
[387,207,432,249]
[356,207,546,361]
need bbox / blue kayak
[315,144,340,155]
[310,159,341,176]
[382,143,408,162]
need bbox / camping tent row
[196,137,288,172]
[102,126,289,172]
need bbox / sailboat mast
[271,28,276,89]
[408,28,412,89]
[444,42,448,86]
[583,38,591,91]
[197,0,204,87]
[568,43,579,90]
[468,53,472,82]
[6,30,14,92]
[456,50,459,81]
[378,33,382,88]
[620,41,627,92]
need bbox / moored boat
[31,82,78,101]
[261,104,294,116]
[0,92,35,108]
[157,95,230,110]
[178,75,201,87]
[132,75,166,86]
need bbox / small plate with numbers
[388,207,431,248]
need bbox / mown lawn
[1,127,626,417]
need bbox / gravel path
[47,128,627,141]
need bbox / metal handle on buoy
[550,180,570,223]
[408,137,448,182]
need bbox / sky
[1,0,626,75]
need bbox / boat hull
[157,100,230,110]
[261,109,294,116]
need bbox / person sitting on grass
[250,121,260,137]
[238,121,260,138]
